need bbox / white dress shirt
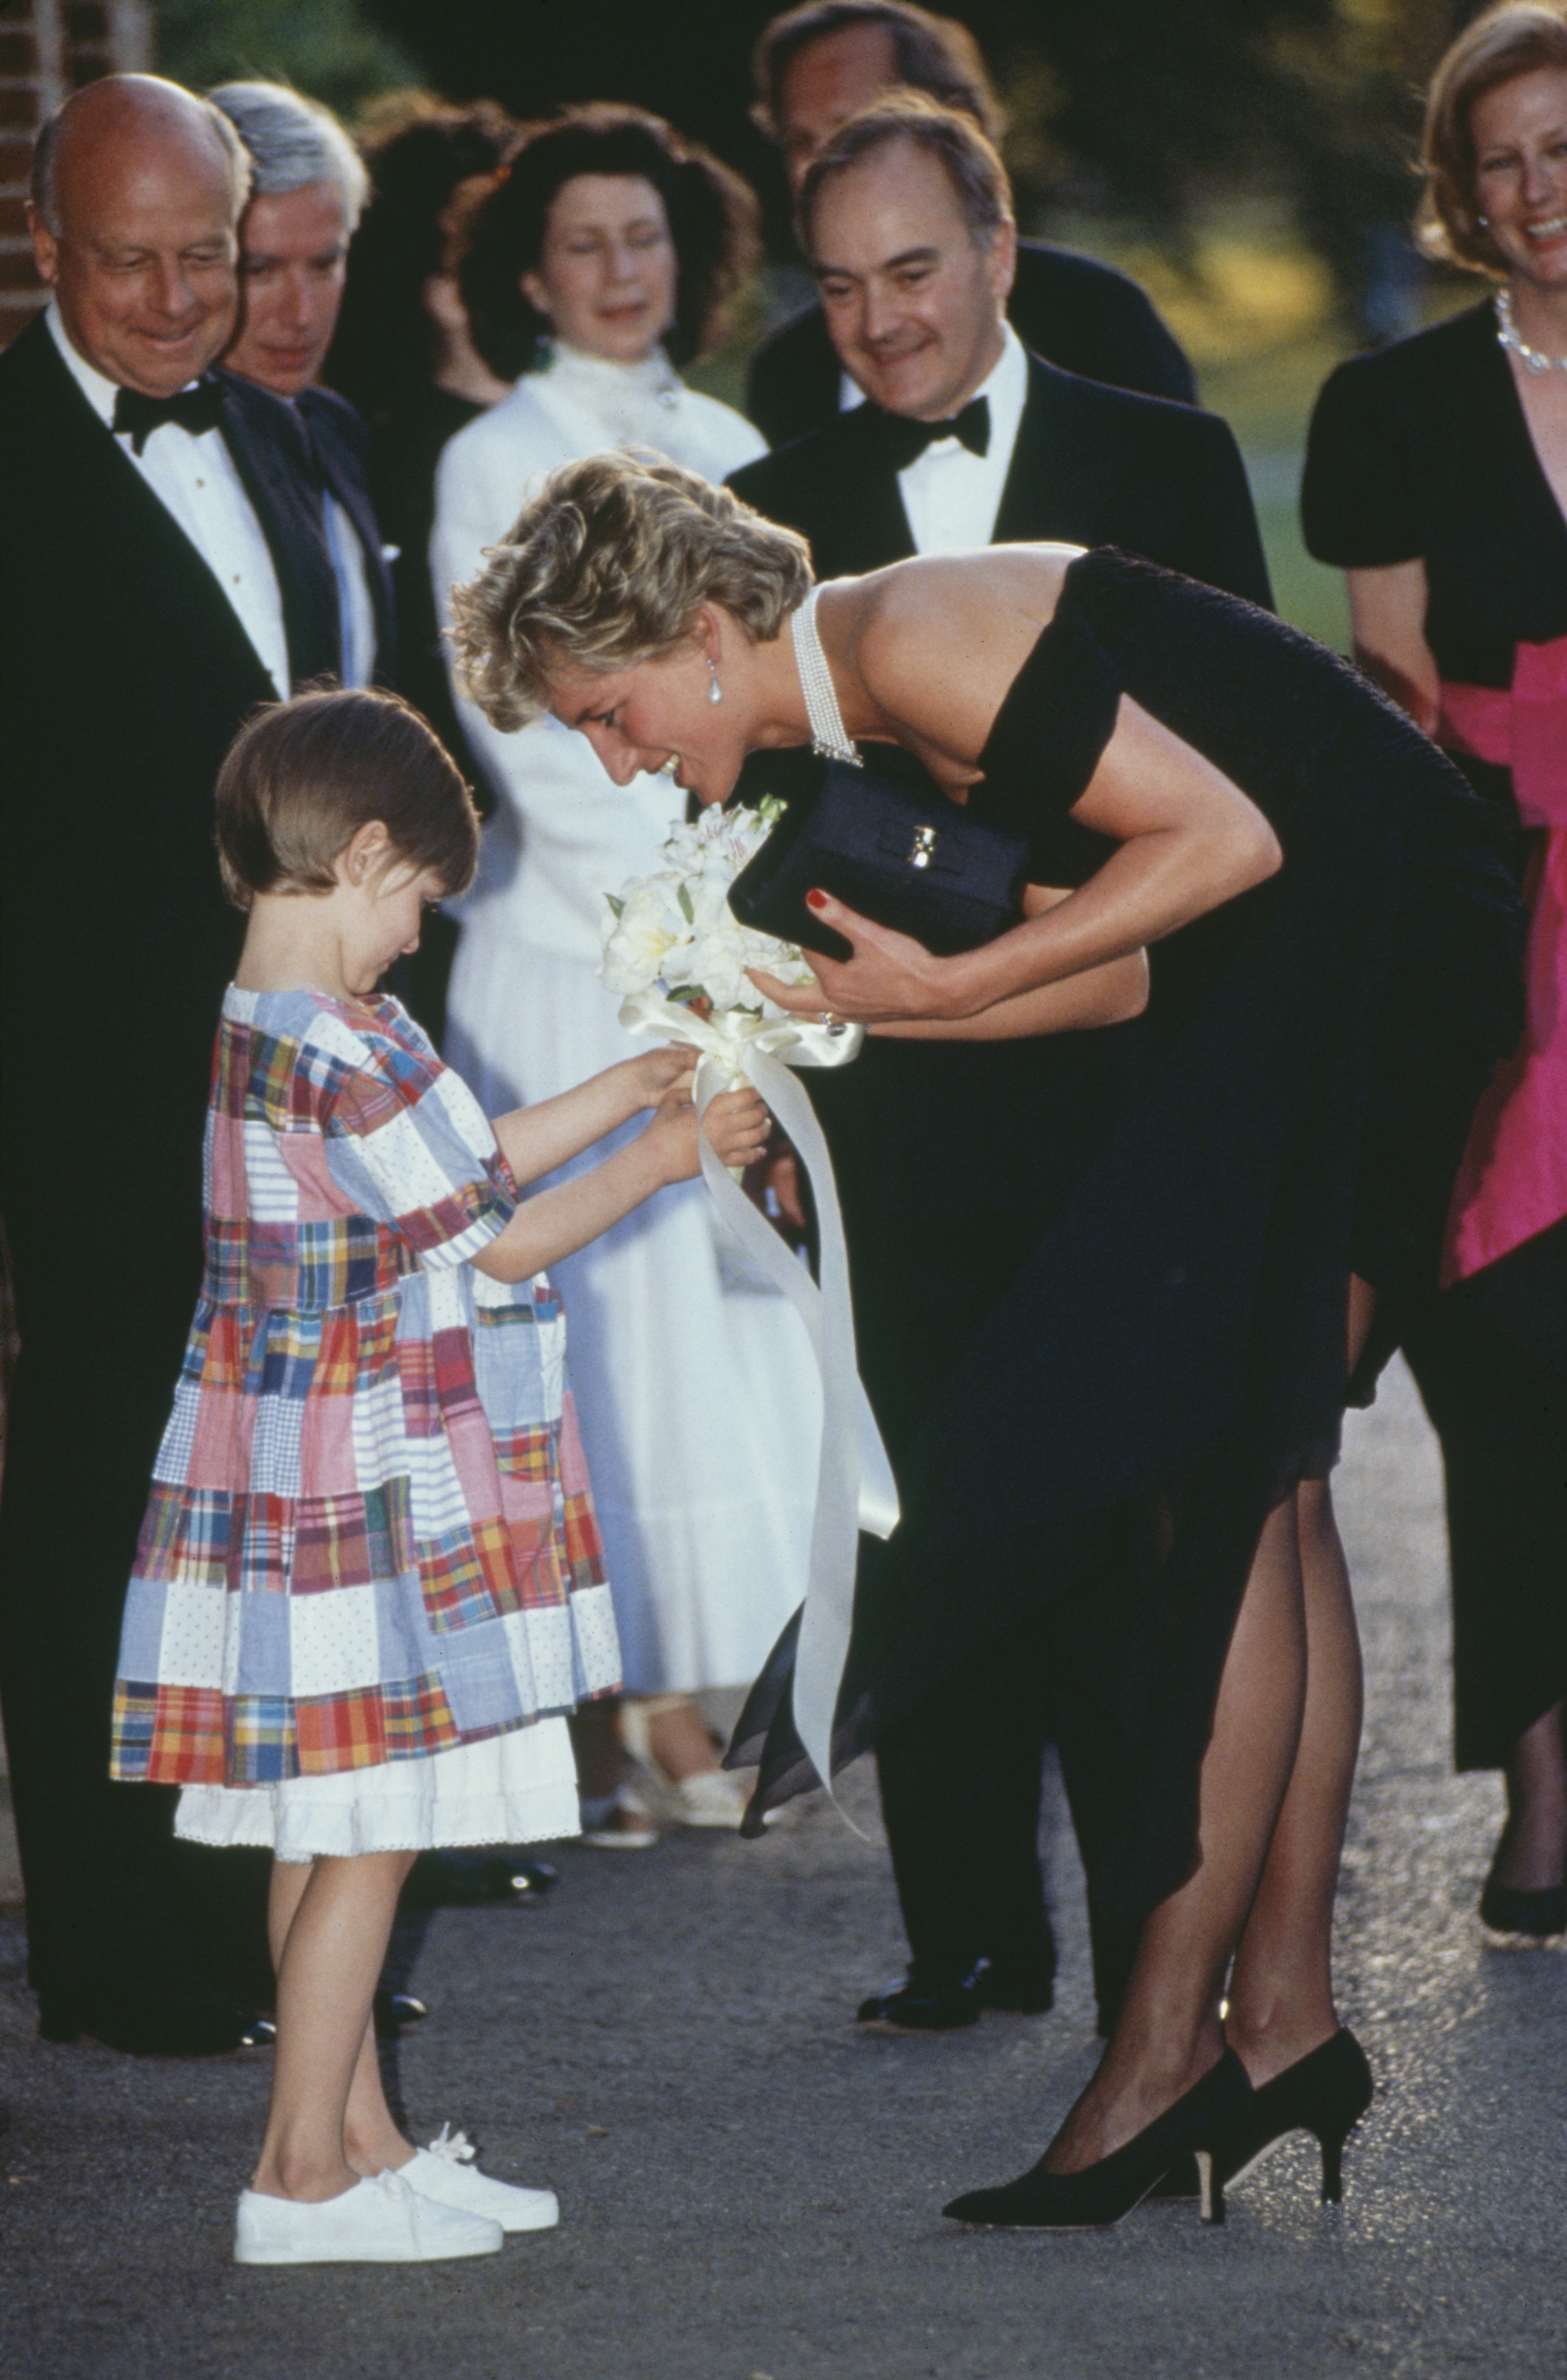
[320,488,376,689]
[894,322,1030,556]
[47,302,290,695]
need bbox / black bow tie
[873,394,991,469]
[112,378,225,454]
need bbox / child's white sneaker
[235,2169,503,2264]
[401,2125,560,2233]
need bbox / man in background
[745,0,1195,444]
[0,74,348,2052]
[209,81,392,688]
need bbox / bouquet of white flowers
[599,797,892,1824]
[601,796,820,1019]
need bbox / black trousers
[875,1613,1055,1989]
[0,1225,272,2024]
[1402,1214,1567,1772]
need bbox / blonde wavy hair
[448,452,814,734]
[1418,1,1567,272]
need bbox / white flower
[599,798,814,1018]
[601,875,690,995]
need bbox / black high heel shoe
[942,2048,1252,2229]
[1150,2027,1373,2206]
[1478,1829,1567,1940]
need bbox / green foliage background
[156,0,418,117]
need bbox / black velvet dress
[1304,301,1567,1772]
[731,548,1522,1940]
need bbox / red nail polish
[805,889,828,912]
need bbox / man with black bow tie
[728,98,1271,2038]
[0,75,353,2054]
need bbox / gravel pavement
[1,1356,1562,2380]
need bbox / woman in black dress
[1303,0,1567,1942]
[446,453,1521,2227]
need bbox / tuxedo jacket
[729,347,1270,603]
[0,312,347,1311]
[296,381,396,681]
[745,239,1197,449]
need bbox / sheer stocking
[1042,1280,1375,2171]
[1225,1475,1362,2082]
[1493,1699,1567,1890]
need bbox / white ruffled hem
[174,1716,580,1861]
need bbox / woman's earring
[708,658,723,706]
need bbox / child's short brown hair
[215,686,481,910]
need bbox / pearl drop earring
[708,657,722,706]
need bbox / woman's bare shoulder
[835,547,1085,766]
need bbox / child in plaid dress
[110,689,770,2266]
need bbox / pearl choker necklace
[1495,286,1567,374]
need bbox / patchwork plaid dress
[111,987,620,1856]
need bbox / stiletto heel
[1319,2131,1346,2206]
[1152,2028,1373,2207]
[942,2049,1252,2230]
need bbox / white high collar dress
[431,343,820,1700]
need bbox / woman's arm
[871,889,1149,1037]
[753,696,1280,1026]
[1345,560,1440,733]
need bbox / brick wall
[0,0,153,348]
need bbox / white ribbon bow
[618,988,900,1819]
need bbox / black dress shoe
[403,1851,560,1907]
[857,1965,984,2030]
[38,1986,273,2055]
[373,1988,429,2037]
[856,1951,1055,2032]
[977,1953,1055,2015]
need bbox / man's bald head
[29,76,252,396]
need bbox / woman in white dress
[432,106,819,1838]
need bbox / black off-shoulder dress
[732,548,1522,1939]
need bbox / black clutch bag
[727,758,1031,963]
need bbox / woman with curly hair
[1304,0,1567,1944]
[431,108,816,1843]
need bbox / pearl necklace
[790,587,861,765]
[1495,285,1567,374]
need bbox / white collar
[538,338,682,405]
[46,298,211,430]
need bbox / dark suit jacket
[0,309,343,1372]
[296,381,396,680]
[0,310,365,2011]
[729,348,1270,603]
[746,239,1197,449]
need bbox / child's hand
[641,1079,771,1184]
[624,1045,699,1112]
[701,1085,772,1173]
